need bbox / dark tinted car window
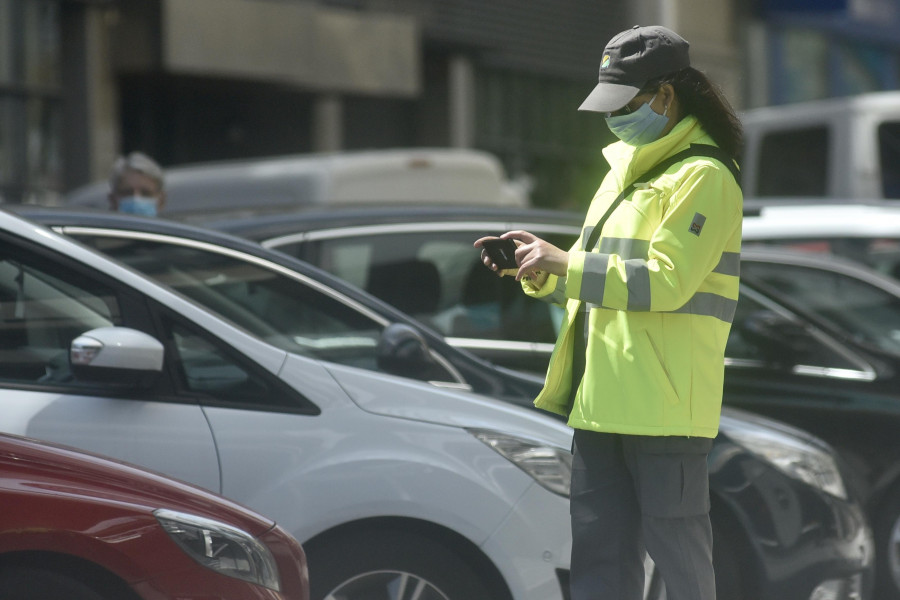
[757,126,829,197]
[167,318,276,402]
[879,121,900,199]
[727,286,860,371]
[742,260,900,355]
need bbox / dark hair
[641,67,743,160]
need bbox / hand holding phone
[481,238,519,270]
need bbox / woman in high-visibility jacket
[476,25,742,600]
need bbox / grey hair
[109,152,165,191]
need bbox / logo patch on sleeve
[689,213,706,237]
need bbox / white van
[740,91,900,201]
[65,147,528,222]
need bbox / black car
[18,206,873,600]
[213,204,900,600]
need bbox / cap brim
[578,82,640,113]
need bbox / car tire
[876,488,900,600]
[0,567,107,600]
[307,529,497,600]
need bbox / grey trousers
[569,429,716,600]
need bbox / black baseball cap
[579,25,690,113]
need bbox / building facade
[0,0,786,209]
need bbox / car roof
[12,206,433,325]
[209,205,585,241]
[740,90,900,124]
[743,201,900,239]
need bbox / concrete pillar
[448,55,475,148]
[313,94,343,152]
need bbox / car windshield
[741,259,900,355]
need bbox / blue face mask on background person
[118,195,159,217]
[605,93,670,146]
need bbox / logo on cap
[601,54,611,69]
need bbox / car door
[0,233,221,492]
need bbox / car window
[0,245,121,384]
[880,121,900,199]
[744,237,900,280]
[728,286,862,372]
[71,235,456,382]
[282,230,570,345]
[756,126,829,197]
[741,260,900,355]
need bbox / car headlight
[154,509,281,591]
[468,429,572,497]
[724,424,847,500]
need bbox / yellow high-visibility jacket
[524,115,742,438]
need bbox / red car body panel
[0,433,308,600]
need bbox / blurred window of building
[0,99,15,197]
[0,1,11,83]
[835,41,894,95]
[775,28,830,103]
[0,0,62,204]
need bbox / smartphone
[481,238,519,269]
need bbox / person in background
[476,25,743,600]
[107,152,166,217]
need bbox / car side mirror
[70,327,164,389]
[738,310,812,368]
[376,323,434,379]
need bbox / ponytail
[642,68,743,160]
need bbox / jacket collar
[602,115,710,188]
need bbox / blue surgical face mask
[605,93,670,146]
[118,195,159,217]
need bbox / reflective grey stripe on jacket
[544,278,568,306]
[580,235,740,323]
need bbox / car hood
[719,405,834,452]
[319,359,573,449]
[0,433,275,536]
[320,359,834,455]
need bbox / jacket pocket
[637,330,680,407]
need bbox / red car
[0,433,309,600]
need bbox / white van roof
[741,90,900,128]
[65,148,527,220]
[743,201,900,239]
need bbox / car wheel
[876,489,900,600]
[0,568,107,600]
[307,529,497,600]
